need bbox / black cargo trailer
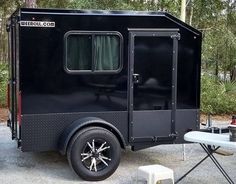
[7,8,201,181]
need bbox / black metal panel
[130,109,199,149]
[175,109,199,143]
[19,11,201,115]
[177,36,201,109]
[132,110,171,137]
[21,111,128,152]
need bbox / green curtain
[67,35,119,71]
[94,35,119,70]
[67,35,92,70]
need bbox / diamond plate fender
[58,116,126,155]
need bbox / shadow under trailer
[7,8,201,181]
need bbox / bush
[201,75,236,115]
[0,63,8,108]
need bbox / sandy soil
[200,114,232,124]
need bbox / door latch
[133,74,141,84]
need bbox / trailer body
[7,8,201,180]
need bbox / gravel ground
[0,123,235,184]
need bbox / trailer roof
[19,8,201,35]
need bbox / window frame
[64,31,123,74]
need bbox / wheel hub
[81,139,112,172]
[92,151,100,159]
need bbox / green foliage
[0,63,8,107]
[202,22,236,72]
[37,0,70,8]
[66,0,180,15]
[190,0,225,28]
[201,75,236,114]
[200,1,236,79]
[220,80,236,94]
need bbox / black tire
[67,126,121,181]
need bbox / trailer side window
[65,32,122,73]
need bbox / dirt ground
[200,114,232,124]
[0,108,8,123]
[0,123,235,184]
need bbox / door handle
[133,74,141,84]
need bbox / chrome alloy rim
[81,139,111,172]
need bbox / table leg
[200,144,234,184]
[175,146,220,184]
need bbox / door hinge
[171,33,181,40]
[169,132,178,138]
[6,23,11,32]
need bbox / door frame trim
[128,28,180,143]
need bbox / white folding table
[175,131,236,184]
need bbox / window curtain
[94,35,119,70]
[67,35,92,70]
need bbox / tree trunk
[223,70,227,82]
[25,0,37,8]
[215,50,219,80]
[180,0,186,22]
[0,13,4,62]
[189,6,193,26]
[231,67,236,81]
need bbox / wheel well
[59,118,126,155]
[82,123,126,149]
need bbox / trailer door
[128,29,179,143]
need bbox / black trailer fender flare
[58,117,126,155]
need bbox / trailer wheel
[67,126,121,181]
